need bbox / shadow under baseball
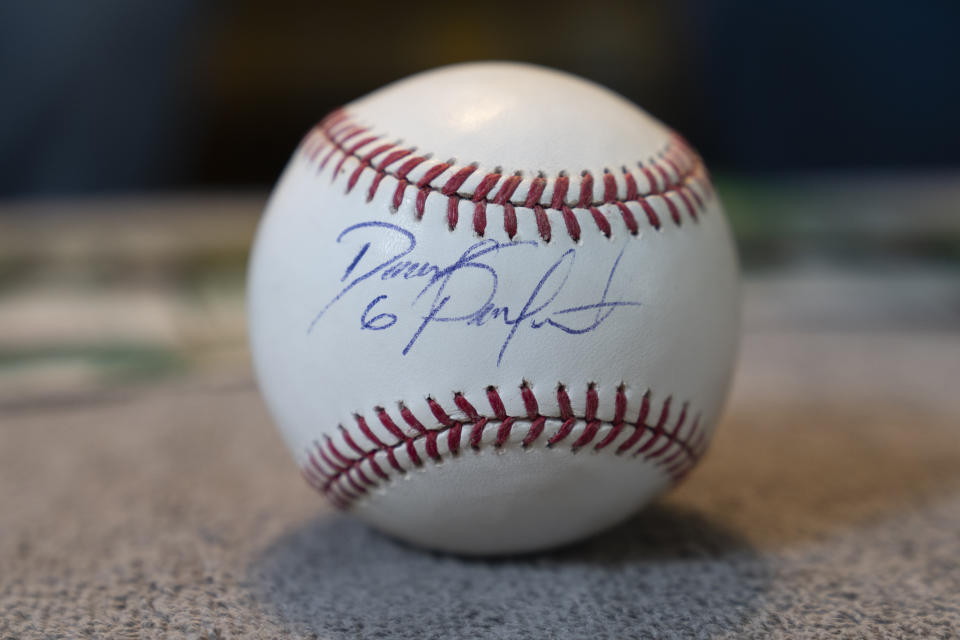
[250,504,769,639]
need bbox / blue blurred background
[2,0,958,195]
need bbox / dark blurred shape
[0,1,958,197]
[687,0,960,170]
[0,1,204,195]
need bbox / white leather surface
[347,62,674,179]
[247,62,740,554]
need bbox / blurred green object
[717,174,960,268]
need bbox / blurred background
[1,0,958,407]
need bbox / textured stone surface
[2,328,959,638]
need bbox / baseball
[248,62,740,555]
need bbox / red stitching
[589,206,612,237]
[522,416,546,448]
[579,172,594,207]
[304,384,708,509]
[299,110,713,243]
[615,391,652,454]
[602,171,617,203]
[560,206,581,242]
[615,201,639,235]
[399,404,428,435]
[533,206,551,243]
[495,418,515,448]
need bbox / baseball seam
[300,383,709,510]
[298,109,715,243]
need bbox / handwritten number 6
[361,295,397,330]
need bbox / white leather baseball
[248,62,740,555]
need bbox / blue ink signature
[307,221,642,365]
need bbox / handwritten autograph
[307,221,642,365]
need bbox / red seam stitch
[493,174,522,204]
[417,162,452,189]
[557,385,574,421]
[547,418,577,447]
[321,125,367,171]
[335,135,379,181]
[447,422,463,455]
[594,422,623,450]
[686,183,705,209]
[520,384,539,419]
[653,162,673,190]
[317,123,353,170]
[447,197,460,230]
[634,397,672,456]
[427,397,455,427]
[399,404,428,435]
[477,174,504,202]
[677,187,698,222]
[301,467,325,492]
[664,157,684,183]
[524,177,547,207]
[560,206,581,242]
[614,385,627,423]
[474,174,500,235]
[441,165,478,195]
[503,204,518,239]
[470,417,487,449]
[616,391,652,454]
[316,439,344,472]
[307,450,332,480]
[378,148,413,171]
[550,175,569,210]
[660,441,688,466]
[372,410,405,440]
[325,436,353,467]
[578,172,594,207]
[662,194,683,226]
[584,385,599,422]
[594,385,628,451]
[384,447,404,473]
[640,166,659,194]
[415,188,430,219]
[495,418,515,447]
[624,169,639,201]
[424,430,441,461]
[533,206,551,242]
[352,464,375,488]
[522,416,546,448]
[472,201,486,236]
[343,472,367,496]
[305,385,705,509]
[571,421,601,450]
[487,386,508,420]
[340,426,368,457]
[348,142,394,194]
[602,172,617,202]
[366,149,410,201]
[638,198,661,229]
[405,438,423,467]
[615,201,639,235]
[645,402,688,460]
[589,206,612,237]
[454,393,481,422]
[391,156,429,211]
[367,452,390,481]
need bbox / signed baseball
[248,62,740,554]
